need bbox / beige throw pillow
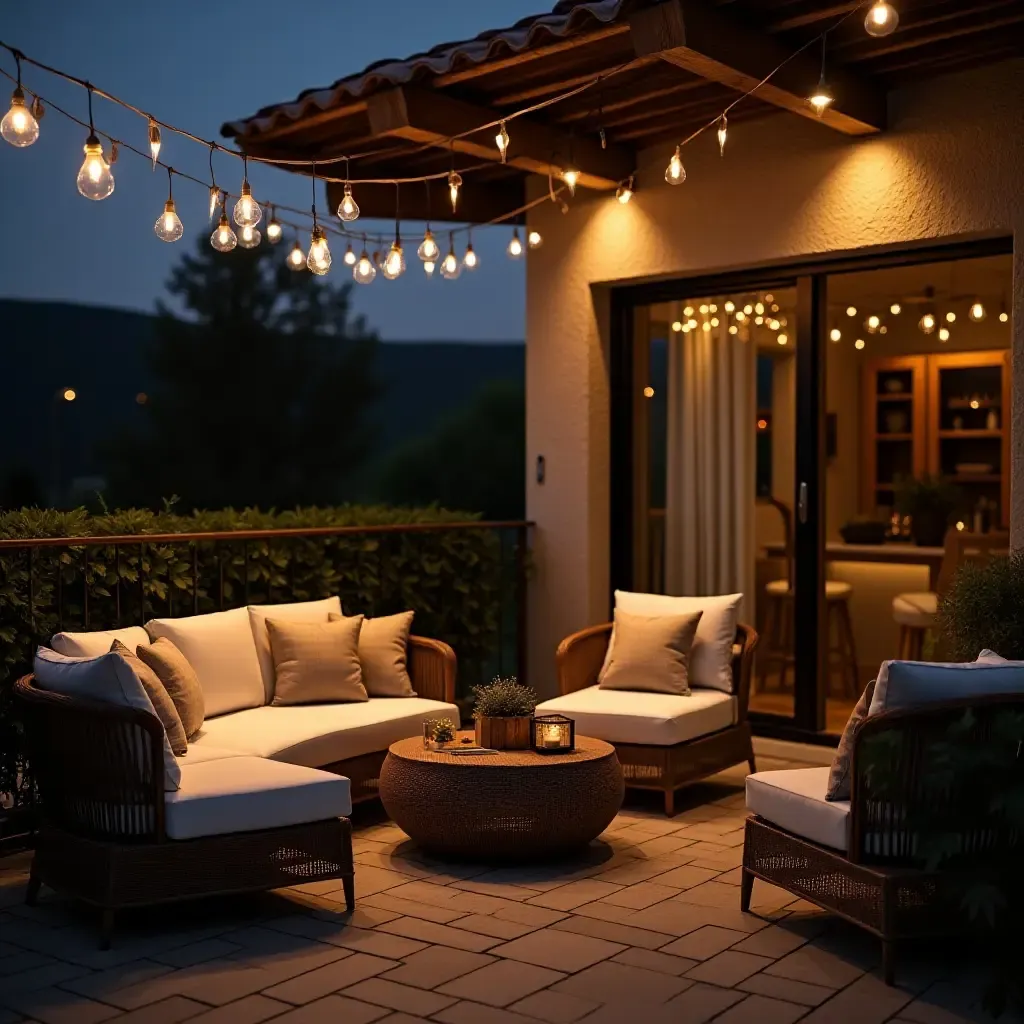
[111,639,188,756]
[268,615,368,706]
[330,610,417,698]
[136,636,206,741]
[825,678,876,802]
[598,609,703,695]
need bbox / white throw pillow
[146,608,264,718]
[606,591,742,693]
[33,647,181,791]
[247,597,342,703]
[51,626,151,658]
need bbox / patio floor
[0,756,1004,1024]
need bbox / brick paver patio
[0,757,1004,1023]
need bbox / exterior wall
[525,59,1024,698]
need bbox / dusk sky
[0,1,542,341]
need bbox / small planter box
[476,715,532,750]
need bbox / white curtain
[664,300,756,616]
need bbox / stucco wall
[524,59,1024,697]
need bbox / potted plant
[939,550,1024,661]
[893,473,960,547]
[472,676,537,750]
[424,717,457,751]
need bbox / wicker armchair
[555,622,758,815]
[742,694,1024,984]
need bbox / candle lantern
[530,713,575,754]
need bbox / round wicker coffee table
[379,734,624,861]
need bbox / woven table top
[387,732,614,768]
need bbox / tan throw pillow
[598,609,703,695]
[268,615,368,706]
[110,639,188,756]
[330,610,416,698]
[825,678,876,802]
[137,636,206,741]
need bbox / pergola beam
[628,0,886,136]
[365,86,634,191]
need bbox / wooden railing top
[0,520,534,550]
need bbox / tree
[374,379,524,520]
[105,232,379,510]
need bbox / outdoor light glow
[665,146,686,185]
[417,228,440,262]
[890,303,901,315]
[919,313,936,334]
[233,183,261,227]
[77,135,114,200]
[62,388,76,402]
[382,241,406,280]
[1,87,39,146]
[864,1,899,38]
[724,301,735,313]
[441,245,461,280]
[527,230,542,249]
[495,121,509,161]
[945,311,956,323]
[846,306,857,317]
[735,311,746,322]
[687,319,698,329]
[672,320,683,332]
[615,178,633,204]
[353,249,376,284]
[866,315,881,331]
[448,170,462,212]
[854,339,865,350]
[153,199,183,243]
[777,334,788,346]
[306,227,331,275]
[337,184,359,222]
[462,243,478,270]
[239,223,261,249]
[266,216,282,243]
[148,119,161,169]
[643,386,655,398]
[340,243,356,267]
[423,260,435,277]
[562,167,579,195]
[830,328,842,342]
[938,326,950,342]
[507,229,523,258]
[210,214,236,252]
[809,76,833,115]
[969,302,986,322]
[768,319,779,330]
[287,240,305,270]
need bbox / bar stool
[757,498,860,698]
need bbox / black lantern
[531,713,575,754]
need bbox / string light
[864,1,899,38]
[999,305,1009,323]
[287,238,305,270]
[382,240,405,279]
[724,301,735,313]
[77,87,114,200]
[615,176,634,204]
[417,227,439,262]
[463,236,478,270]
[846,306,857,317]
[946,311,956,323]
[148,117,161,169]
[1,55,39,146]
[969,302,986,322]
[343,241,356,266]
[233,157,261,227]
[337,182,360,222]
[353,238,376,284]
[495,120,509,162]
[854,338,866,350]
[866,315,881,332]
[777,334,788,346]
[809,38,833,116]
[423,259,436,277]
[938,326,950,342]
[306,225,330,274]
[208,185,218,221]
[441,235,460,280]
[890,303,901,315]
[153,168,183,243]
[665,145,685,185]
[507,228,523,259]
[830,328,842,342]
[527,230,542,249]
[919,312,936,334]
[265,206,282,243]
[448,169,462,213]
[211,201,237,253]
[717,114,727,157]
[239,222,262,249]
[562,167,579,195]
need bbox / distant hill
[0,299,523,505]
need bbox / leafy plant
[939,552,1024,662]
[472,676,537,719]
[893,473,960,544]
[429,718,457,744]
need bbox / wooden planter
[476,715,532,750]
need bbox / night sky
[0,1,542,340]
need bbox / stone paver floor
[0,757,1004,1023]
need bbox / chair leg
[98,908,115,951]
[757,598,777,694]
[778,598,794,692]
[836,600,860,698]
[740,869,754,912]
[343,874,355,913]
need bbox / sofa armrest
[732,623,759,721]
[408,636,456,704]
[556,623,612,696]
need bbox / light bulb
[945,311,955,323]
[699,304,709,314]
[562,168,579,195]
[919,313,936,334]
[417,228,439,262]
[728,325,738,335]
[846,306,857,317]
[62,388,76,402]
[615,179,633,204]
[672,320,683,332]
[755,315,764,325]
[424,260,436,277]
[337,184,360,222]
[154,199,183,243]
[830,328,842,342]
[77,134,114,200]
[343,243,357,266]
[735,311,746,322]
[239,223,262,249]
[148,119,161,169]
[866,315,881,332]
[999,310,1009,323]
[287,240,306,270]
[233,182,261,227]
[463,243,478,270]
[743,304,753,315]
[755,302,764,315]
[711,318,720,328]
[495,121,509,162]
[854,339,865,350]
[724,301,735,313]
[527,230,542,249]
[382,241,406,280]
[890,303,901,315]
[938,327,950,342]
[210,214,236,252]
[665,146,686,185]
[208,186,219,221]
[507,229,523,259]
[777,334,788,346]
[969,302,986,322]
[717,115,727,156]
[306,227,331,275]
[353,249,377,284]
[2,87,39,147]
[441,246,460,280]
[266,215,282,244]
[864,1,898,38]
[809,76,833,116]
[448,170,462,212]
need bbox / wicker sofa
[542,622,758,815]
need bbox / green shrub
[471,676,537,718]
[939,552,1024,661]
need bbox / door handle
[798,482,808,525]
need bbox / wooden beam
[628,0,886,136]
[365,86,634,190]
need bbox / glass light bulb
[495,122,509,161]
[999,311,1009,323]
[846,306,857,316]
[830,328,842,342]
[343,243,357,266]
[864,1,898,37]
[866,315,880,331]
[382,242,406,280]
[946,311,956,322]
[233,183,261,227]
[462,244,478,270]
[424,260,436,276]
[239,223,262,249]
[507,230,523,259]
[919,313,936,334]
[210,214,236,252]
[938,327,950,342]
[562,168,579,195]
[287,241,306,270]
[148,119,161,169]
[777,334,788,346]
[809,76,833,115]
[448,170,462,212]
[306,228,331,275]
[527,230,542,249]
[2,88,39,147]
[154,199,183,243]
[337,185,360,222]
[754,302,764,315]
[208,186,219,221]
[854,339,865,350]
[717,116,727,156]
[440,248,460,280]
[266,218,282,244]
[353,250,376,285]
[724,301,735,313]
[890,303,901,314]
[969,302,986,322]
[615,181,633,204]
[665,146,686,185]
[77,135,114,200]
[417,229,439,262]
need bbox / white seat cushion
[146,608,264,718]
[765,579,853,600]
[166,757,351,840]
[891,592,938,628]
[51,626,151,658]
[174,744,251,767]
[746,767,849,851]
[534,686,736,747]
[190,697,460,767]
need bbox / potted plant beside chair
[894,473,960,547]
[472,677,537,750]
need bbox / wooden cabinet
[861,350,1009,526]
